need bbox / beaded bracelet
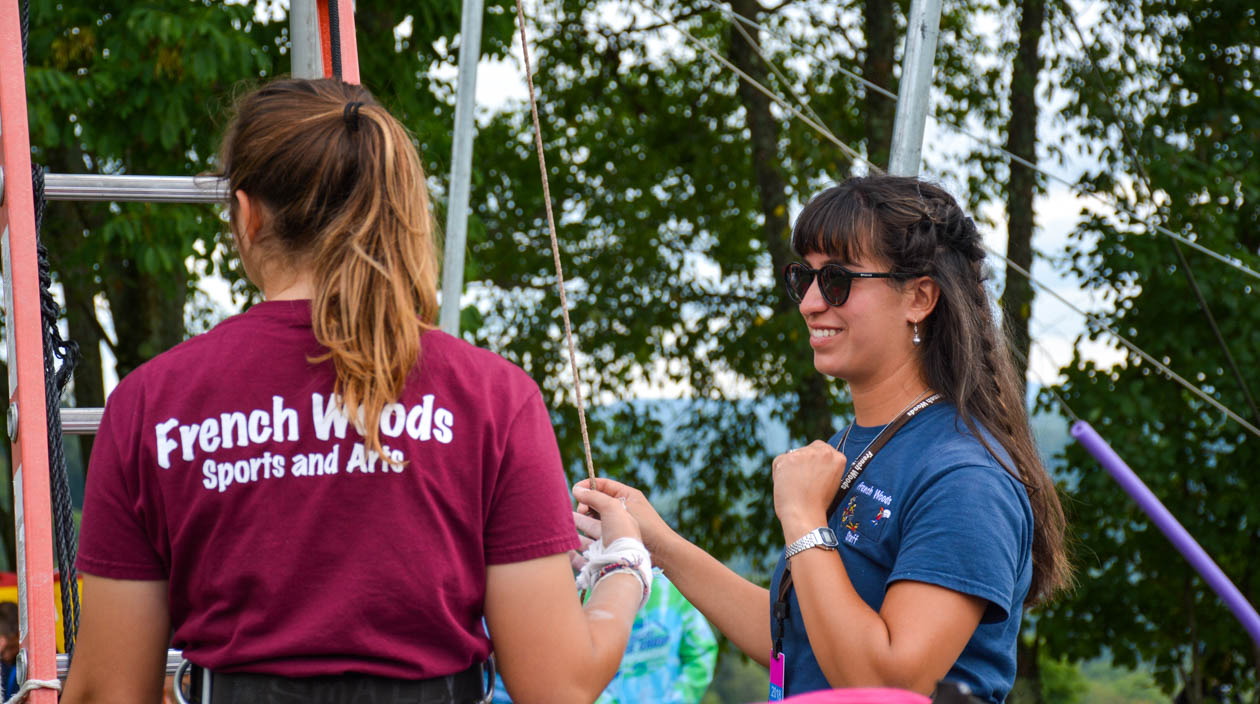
[575,537,654,608]
[590,560,651,606]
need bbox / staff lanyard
[772,393,941,660]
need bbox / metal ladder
[0,2,360,699]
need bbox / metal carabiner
[173,658,212,704]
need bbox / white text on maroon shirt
[153,391,455,492]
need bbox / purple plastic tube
[1071,421,1260,646]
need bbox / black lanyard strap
[773,393,941,657]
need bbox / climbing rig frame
[0,0,359,697]
[0,0,60,699]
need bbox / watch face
[818,527,838,546]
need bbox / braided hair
[790,176,1071,605]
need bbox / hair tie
[343,102,363,132]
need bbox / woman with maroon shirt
[62,78,647,704]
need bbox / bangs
[790,184,881,265]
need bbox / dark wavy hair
[791,175,1071,605]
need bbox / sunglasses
[782,262,907,306]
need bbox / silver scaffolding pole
[887,0,943,176]
[439,0,486,335]
[290,0,323,80]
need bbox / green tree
[21,0,1014,644]
[25,0,286,430]
[1037,0,1260,699]
[16,0,509,556]
[462,0,997,563]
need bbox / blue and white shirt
[769,401,1034,703]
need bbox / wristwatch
[784,526,839,560]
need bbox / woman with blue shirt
[576,176,1070,703]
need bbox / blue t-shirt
[768,401,1033,703]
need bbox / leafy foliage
[21,2,1259,694]
[1037,0,1260,698]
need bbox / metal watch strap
[784,527,836,560]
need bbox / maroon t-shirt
[77,300,579,678]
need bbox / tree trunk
[1001,0,1045,394]
[863,0,897,168]
[1253,641,1260,704]
[63,276,104,471]
[105,259,187,379]
[1185,575,1203,704]
[727,0,833,444]
[1015,629,1044,704]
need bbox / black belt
[175,659,494,704]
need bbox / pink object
[771,689,932,704]
[0,2,62,700]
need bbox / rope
[20,0,82,658]
[19,0,29,66]
[694,0,1260,284]
[636,1,1259,441]
[722,4,874,174]
[2,678,61,704]
[511,0,597,482]
[326,0,342,80]
[699,0,899,102]
[639,1,874,172]
[31,167,82,657]
[1054,0,1260,428]
[986,245,1260,440]
[1011,338,1084,425]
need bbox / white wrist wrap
[574,537,654,609]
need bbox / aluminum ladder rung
[60,408,103,435]
[56,648,184,679]
[43,173,228,203]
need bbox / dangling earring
[912,322,921,346]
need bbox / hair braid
[790,175,1072,604]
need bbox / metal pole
[43,174,227,203]
[439,0,485,335]
[290,0,322,79]
[887,0,943,176]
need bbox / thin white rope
[639,1,875,172]
[515,0,1258,442]
[698,0,898,101]
[724,9,835,160]
[3,678,61,704]
[646,0,1258,436]
[512,0,597,482]
[986,245,1260,439]
[1022,337,1084,424]
[696,0,1260,283]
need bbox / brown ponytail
[791,176,1072,605]
[217,78,439,460]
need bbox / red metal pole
[0,0,64,700]
[316,0,360,84]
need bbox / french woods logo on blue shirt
[842,482,895,544]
